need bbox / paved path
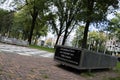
[0,43,54,58]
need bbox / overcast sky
[0,0,13,10]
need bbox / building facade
[106,37,120,56]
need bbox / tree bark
[28,11,38,45]
[82,20,90,49]
[54,21,64,47]
[81,0,94,49]
[62,26,68,45]
[55,34,60,46]
[62,34,67,45]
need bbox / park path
[0,43,54,58]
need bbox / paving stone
[0,43,54,58]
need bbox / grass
[116,62,120,70]
[114,62,120,73]
[29,45,55,53]
[104,76,120,80]
[103,62,120,80]
[81,72,94,77]
[81,62,120,79]
[106,77,120,80]
[42,74,49,79]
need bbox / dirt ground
[0,52,119,80]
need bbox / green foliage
[80,0,119,48]
[81,72,94,77]
[42,74,49,79]
[88,31,107,52]
[80,0,119,23]
[10,0,49,42]
[107,13,120,41]
[0,8,14,36]
[114,62,120,73]
[11,10,31,39]
[0,8,8,31]
[1,0,119,47]
[107,77,120,80]
[25,0,49,44]
[72,26,85,48]
[72,27,107,51]
[88,31,107,43]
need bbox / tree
[88,31,107,52]
[11,0,49,44]
[81,0,119,49]
[12,2,48,42]
[12,9,31,39]
[33,24,48,45]
[23,0,49,45]
[72,26,84,48]
[0,8,14,36]
[72,27,107,52]
[10,0,49,44]
[49,0,81,46]
[107,13,120,40]
[0,8,8,33]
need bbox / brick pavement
[0,53,87,80]
[0,43,54,58]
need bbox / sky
[0,0,13,10]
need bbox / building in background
[105,37,120,56]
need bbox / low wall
[0,37,28,46]
[54,45,117,70]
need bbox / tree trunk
[28,19,35,44]
[62,20,72,45]
[28,13,38,45]
[55,34,61,46]
[54,21,64,47]
[81,0,94,49]
[62,27,68,45]
[82,20,90,49]
[62,34,67,45]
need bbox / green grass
[114,62,120,73]
[106,77,120,80]
[42,74,49,79]
[81,72,94,77]
[104,62,120,80]
[29,45,55,53]
[116,62,120,69]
